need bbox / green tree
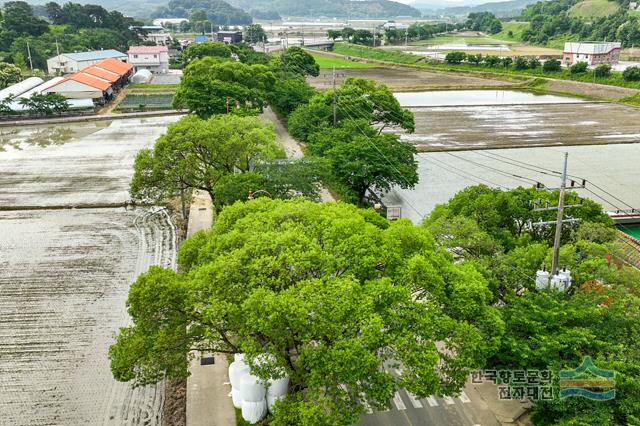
[244,23,267,44]
[623,65,640,81]
[276,46,320,77]
[181,41,232,65]
[288,77,414,142]
[110,198,503,425]
[129,114,284,205]
[325,127,418,205]
[341,27,355,42]
[0,62,22,88]
[543,58,561,72]
[484,55,500,67]
[594,63,611,78]
[513,56,529,70]
[467,54,483,65]
[266,74,316,118]
[445,51,466,64]
[569,61,588,74]
[327,29,342,40]
[173,57,275,118]
[3,1,49,36]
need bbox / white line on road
[406,392,423,409]
[459,392,471,403]
[426,396,439,407]
[393,391,407,410]
[443,396,455,405]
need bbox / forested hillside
[152,0,252,25]
[226,0,422,19]
[0,1,143,70]
[520,0,640,46]
[432,0,537,18]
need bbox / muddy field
[308,67,518,91]
[0,116,180,425]
[403,102,640,151]
[0,116,180,208]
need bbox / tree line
[0,1,144,71]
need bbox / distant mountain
[226,0,422,19]
[22,0,168,18]
[422,0,538,16]
[152,0,252,24]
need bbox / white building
[127,46,170,73]
[153,18,189,26]
[133,25,173,45]
[562,42,622,65]
[46,49,127,75]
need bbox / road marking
[443,396,455,405]
[406,392,423,409]
[459,392,471,403]
[393,391,407,410]
[426,396,439,407]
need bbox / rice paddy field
[0,116,181,425]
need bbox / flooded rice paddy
[393,91,640,150]
[0,116,180,425]
[383,144,640,223]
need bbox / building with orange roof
[44,55,134,103]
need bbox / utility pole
[301,25,304,46]
[373,27,376,47]
[551,152,568,275]
[26,42,33,73]
[405,28,408,47]
[332,66,337,127]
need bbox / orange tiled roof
[83,65,120,82]
[94,57,133,75]
[67,72,111,91]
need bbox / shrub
[543,58,561,72]
[528,57,541,69]
[467,54,483,65]
[485,55,500,67]
[623,66,640,81]
[594,64,611,78]
[513,57,529,70]
[445,51,466,64]
[570,61,588,74]
[501,56,513,68]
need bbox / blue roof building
[46,49,127,75]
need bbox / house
[127,46,170,73]
[44,57,133,103]
[132,25,172,45]
[216,31,243,44]
[46,49,127,75]
[562,42,621,65]
[382,22,408,30]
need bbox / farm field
[0,116,180,425]
[308,67,519,91]
[311,53,377,69]
[393,90,640,151]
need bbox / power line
[419,154,509,189]
[444,152,539,185]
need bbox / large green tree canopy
[110,198,503,425]
[129,114,284,204]
[288,77,415,142]
[173,56,275,118]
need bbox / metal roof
[127,45,169,54]
[563,42,621,55]
[59,50,127,62]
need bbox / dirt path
[261,107,335,202]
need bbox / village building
[44,58,133,103]
[46,49,127,75]
[216,31,243,44]
[127,46,170,74]
[131,25,173,45]
[562,42,621,65]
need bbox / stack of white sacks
[228,354,290,424]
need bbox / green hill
[226,0,422,18]
[568,0,620,18]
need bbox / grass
[115,93,175,112]
[409,35,511,45]
[311,53,377,69]
[333,43,422,65]
[330,42,640,92]
[568,0,620,18]
[493,22,531,42]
